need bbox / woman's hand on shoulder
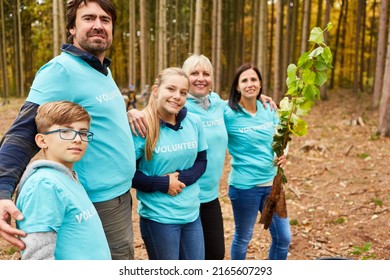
[259,95,278,111]
[127,109,148,137]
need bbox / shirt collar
[61,44,111,75]
[160,107,187,131]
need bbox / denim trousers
[140,215,205,260]
[93,190,134,260]
[228,185,291,260]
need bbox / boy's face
[36,120,91,169]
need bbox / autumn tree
[378,22,390,137]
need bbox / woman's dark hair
[66,0,117,43]
[228,63,263,112]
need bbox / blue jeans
[228,185,291,260]
[140,216,205,260]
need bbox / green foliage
[370,197,383,207]
[350,242,377,260]
[357,153,370,159]
[4,246,18,255]
[273,24,333,179]
[333,217,346,224]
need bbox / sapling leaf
[315,71,328,86]
[292,119,308,136]
[322,46,333,64]
[298,52,310,68]
[302,69,316,85]
[309,46,324,58]
[314,60,328,71]
[309,27,324,44]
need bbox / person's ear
[69,26,76,36]
[152,85,159,98]
[35,134,48,149]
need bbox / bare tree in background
[53,0,59,56]
[0,0,9,102]
[273,0,283,102]
[128,0,136,89]
[378,23,390,137]
[157,0,167,72]
[193,0,203,54]
[257,0,268,95]
[300,0,310,55]
[139,0,149,89]
[372,0,388,108]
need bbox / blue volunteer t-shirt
[133,112,208,224]
[16,167,111,260]
[185,92,228,203]
[224,101,279,189]
[26,52,136,202]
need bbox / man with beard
[0,0,136,260]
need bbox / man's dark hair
[66,0,117,43]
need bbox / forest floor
[0,89,389,260]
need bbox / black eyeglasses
[42,128,94,142]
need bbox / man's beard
[74,30,112,57]
[80,38,111,56]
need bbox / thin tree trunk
[128,0,136,89]
[378,23,390,137]
[212,0,218,66]
[215,0,222,94]
[157,0,167,72]
[59,0,66,44]
[174,0,179,66]
[17,0,24,97]
[251,0,259,65]
[193,0,202,54]
[268,1,274,92]
[289,0,298,65]
[0,0,9,102]
[330,0,344,89]
[353,0,364,94]
[372,0,388,108]
[139,0,149,88]
[53,0,59,56]
[359,0,366,92]
[258,0,268,95]
[273,0,283,102]
[13,1,20,97]
[300,0,310,55]
[320,0,332,100]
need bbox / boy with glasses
[0,0,136,260]
[15,101,111,259]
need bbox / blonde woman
[131,67,208,260]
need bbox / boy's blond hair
[36,101,91,133]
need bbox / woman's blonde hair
[143,67,189,160]
[182,54,214,90]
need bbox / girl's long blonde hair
[143,67,189,160]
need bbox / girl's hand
[167,172,186,196]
